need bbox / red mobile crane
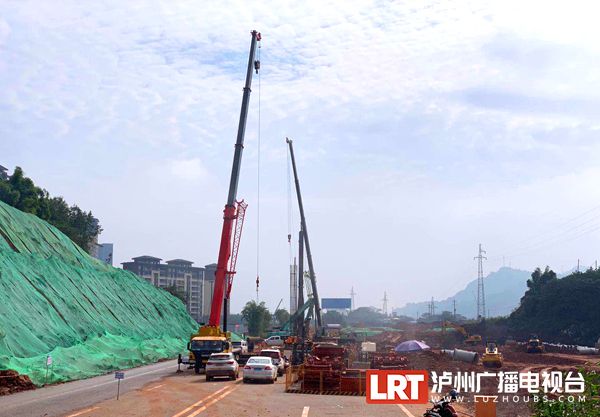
[187,30,261,373]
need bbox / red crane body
[207,31,261,330]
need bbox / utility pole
[382,292,388,316]
[474,243,487,320]
[577,259,580,272]
[350,286,356,311]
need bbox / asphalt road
[0,364,449,417]
[0,361,472,417]
[0,359,180,417]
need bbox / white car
[205,352,239,381]
[260,349,285,376]
[231,340,248,354]
[264,335,285,347]
[243,356,278,383]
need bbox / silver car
[242,356,278,383]
[205,352,239,381]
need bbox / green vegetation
[0,166,101,252]
[274,308,290,327]
[163,285,188,306]
[241,300,272,337]
[509,267,600,346]
[531,370,600,416]
[323,310,347,326]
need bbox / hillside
[393,267,531,319]
[0,200,197,385]
[508,267,600,346]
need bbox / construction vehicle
[526,336,544,353]
[465,334,483,346]
[441,321,482,346]
[188,30,261,373]
[268,298,315,339]
[482,341,503,368]
[287,138,322,338]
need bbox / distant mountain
[393,267,532,319]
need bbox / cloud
[169,158,209,181]
[2,0,600,311]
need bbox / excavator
[187,30,261,374]
[441,321,482,346]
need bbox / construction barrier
[285,365,366,396]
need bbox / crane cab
[188,326,232,374]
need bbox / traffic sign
[115,371,125,380]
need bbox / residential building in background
[122,256,219,323]
[92,243,113,265]
[0,165,8,181]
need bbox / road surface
[0,363,449,417]
[0,359,180,417]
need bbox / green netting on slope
[0,200,198,385]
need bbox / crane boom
[286,137,322,328]
[208,30,261,330]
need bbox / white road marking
[185,385,240,417]
[171,384,235,417]
[397,404,417,417]
[146,383,165,391]
[301,406,310,417]
[64,406,100,417]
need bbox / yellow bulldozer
[482,341,503,368]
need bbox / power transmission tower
[474,243,487,320]
[382,291,388,316]
[350,286,356,311]
[428,297,435,317]
[453,299,456,320]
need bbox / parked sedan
[260,349,285,376]
[242,356,278,383]
[205,352,239,381]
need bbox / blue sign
[322,298,352,309]
[115,371,125,380]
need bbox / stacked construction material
[0,201,197,385]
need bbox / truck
[188,332,232,374]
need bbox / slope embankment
[0,200,197,385]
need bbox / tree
[162,285,187,306]
[508,267,600,345]
[274,308,290,327]
[347,307,386,326]
[241,300,271,337]
[0,166,102,252]
[323,310,346,326]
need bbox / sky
[2,0,600,315]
